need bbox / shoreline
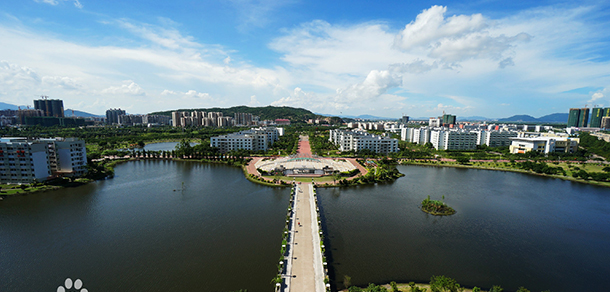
[339,282,478,292]
[4,156,607,200]
[401,160,610,188]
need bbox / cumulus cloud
[588,88,607,105]
[335,70,402,102]
[102,80,145,95]
[249,95,261,106]
[185,90,211,99]
[0,61,40,87]
[42,76,82,90]
[394,5,530,66]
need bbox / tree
[488,286,503,292]
[430,275,464,292]
[456,157,470,164]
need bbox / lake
[2,162,609,292]
[318,165,610,291]
[0,160,288,292]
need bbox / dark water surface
[0,160,288,292]
[319,165,610,292]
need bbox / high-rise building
[34,97,64,117]
[567,108,590,127]
[400,116,409,124]
[590,108,603,128]
[578,108,590,127]
[442,114,456,126]
[106,108,126,125]
[601,116,610,129]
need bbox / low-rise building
[509,135,579,154]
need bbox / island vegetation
[340,275,547,292]
[421,195,456,216]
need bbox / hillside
[538,113,569,123]
[497,113,568,124]
[497,114,538,122]
[150,105,331,122]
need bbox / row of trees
[345,275,546,292]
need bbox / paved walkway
[287,183,325,292]
[297,135,313,158]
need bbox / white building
[429,117,441,127]
[210,127,283,152]
[412,128,431,144]
[509,135,579,154]
[329,129,398,153]
[0,137,87,183]
[483,131,518,147]
[430,130,477,150]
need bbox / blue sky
[1,0,609,119]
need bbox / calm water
[319,165,610,291]
[0,161,288,292]
[139,141,198,151]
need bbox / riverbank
[339,282,479,292]
[402,159,610,188]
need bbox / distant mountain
[153,105,323,122]
[316,113,394,121]
[458,116,493,121]
[0,102,24,110]
[65,109,104,118]
[497,113,568,124]
[538,113,568,123]
[497,115,539,122]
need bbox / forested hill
[151,105,337,122]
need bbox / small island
[421,195,456,216]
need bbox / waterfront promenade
[284,182,325,292]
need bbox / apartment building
[210,127,283,152]
[329,129,398,153]
[0,137,87,183]
[430,130,477,150]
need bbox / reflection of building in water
[255,156,355,177]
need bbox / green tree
[430,275,464,292]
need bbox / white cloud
[394,5,487,50]
[160,89,178,96]
[249,95,261,106]
[185,90,211,99]
[588,88,607,105]
[34,0,59,5]
[41,76,82,90]
[335,70,402,103]
[102,80,145,95]
[394,5,530,66]
[34,0,82,8]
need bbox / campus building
[0,137,87,183]
[329,129,398,154]
[210,127,284,152]
[509,133,579,154]
[430,130,477,150]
